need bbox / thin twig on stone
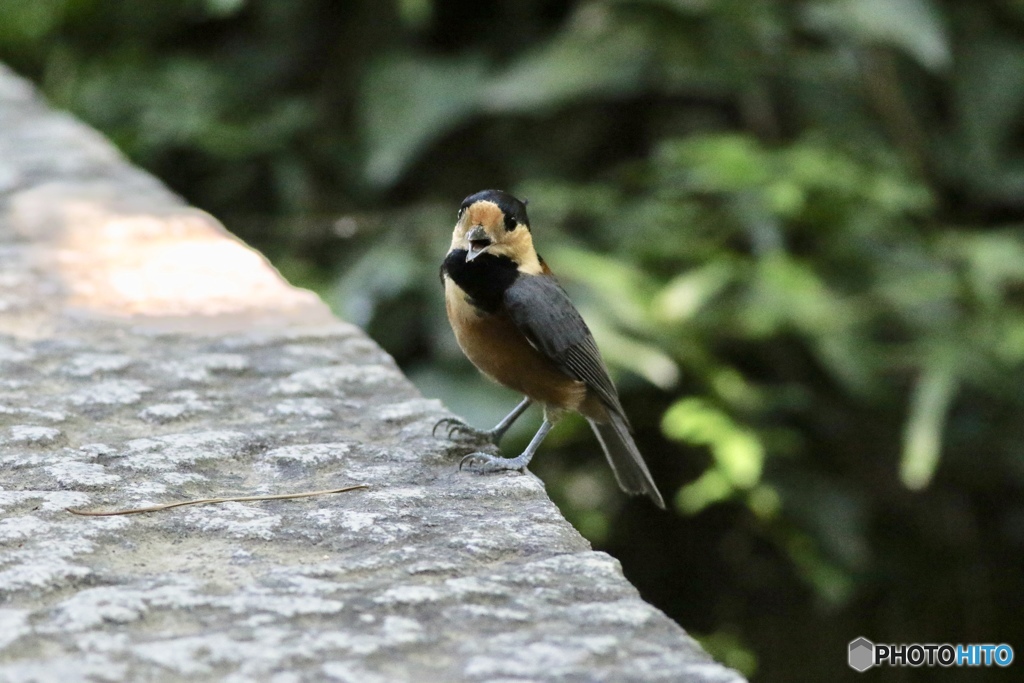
[65,484,370,517]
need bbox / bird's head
[450,190,542,273]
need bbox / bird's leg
[433,397,533,444]
[460,418,553,474]
[484,396,533,443]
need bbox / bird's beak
[465,226,491,262]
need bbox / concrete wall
[0,64,744,683]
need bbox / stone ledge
[0,63,745,683]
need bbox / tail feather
[588,411,665,509]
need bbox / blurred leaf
[995,315,1024,365]
[584,311,680,389]
[660,134,771,193]
[608,0,715,15]
[900,359,957,490]
[0,0,70,45]
[484,5,653,113]
[359,5,657,187]
[677,469,733,514]
[745,255,839,337]
[709,367,763,412]
[360,53,486,187]
[653,261,733,323]
[804,0,950,71]
[695,630,758,678]
[397,0,431,29]
[204,0,246,19]
[664,398,764,490]
[779,475,870,570]
[746,484,781,520]
[329,241,423,327]
[949,232,1024,310]
[548,246,659,330]
[786,533,855,606]
[942,40,1024,204]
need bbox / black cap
[460,189,530,232]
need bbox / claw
[459,452,522,474]
[458,452,481,471]
[433,417,488,442]
[432,417,465,439]
[458,417,548,479]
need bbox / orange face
[449,200,542,274]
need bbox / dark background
[3,1,1023,679]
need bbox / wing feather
[503,275,625,418]
[504,273,662,506]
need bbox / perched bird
[437,189,665,509]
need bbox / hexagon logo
[849,637,875,672]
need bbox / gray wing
[506,274,663,507]
[503,274,625,418]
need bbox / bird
[436,189,665,509]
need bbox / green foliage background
[4,0,1024,679]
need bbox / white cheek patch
[449,225,466,252]
[516,252,543,275]
[499,228,543,275]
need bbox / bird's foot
[459,451,528,474]
[433,417,493,443]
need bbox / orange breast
[445,278,586,411]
